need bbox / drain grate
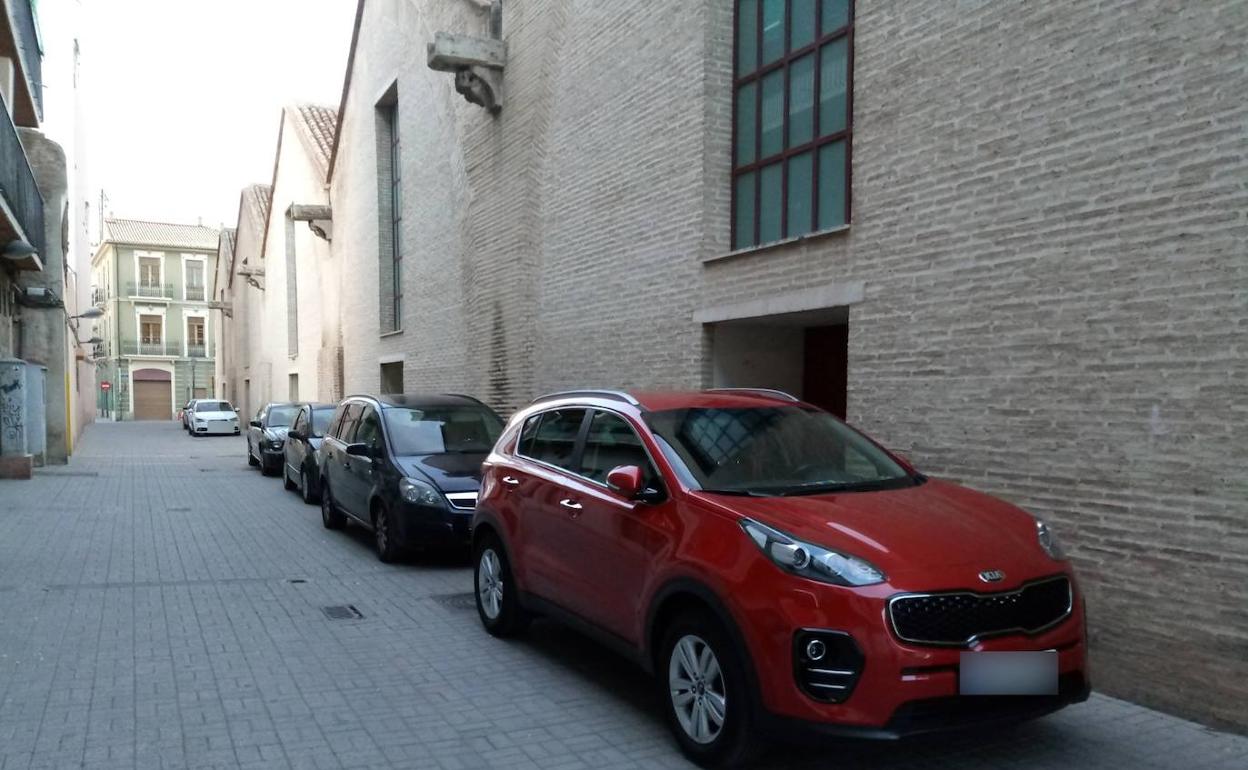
[322,605,364,620]
[287,578,308,584]
[35,470,99,478]
[431,592,477,611]
[168,507,191,512]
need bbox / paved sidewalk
[0,421,1245,769]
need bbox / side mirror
[249,420,262,428]
[345,443,371,457]
[288,430,304,441]
[607,465,644,500]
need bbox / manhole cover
[431,592,476,611]
[321,605,364,620]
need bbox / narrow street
[0,421,1244,770]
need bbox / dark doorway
[802,325,848,419]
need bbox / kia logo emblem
[979,569,1006,583]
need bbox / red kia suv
[472,389,1089,766]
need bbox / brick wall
[329,0,1247,729]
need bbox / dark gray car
[282,402,337,503]
[246,402,301,476]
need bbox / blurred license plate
[960,651,1057,695]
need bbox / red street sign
[100,381,112,391]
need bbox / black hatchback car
[318,393,504,561]
[282,402,338,504]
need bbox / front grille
[445,492,478,510]
[889,576,1072,646]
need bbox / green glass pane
[735,84,757,166]
[791,0,817,49]
[818,141,847,229]
[788,54,815,147]
[735,173,757,248]
[759,163,783,243]
[822,0,849,33]
[760,70,784,158]
[761,0,785,64]
[737,0,758,75]
[787,152,813,237]
[819,38,848,136]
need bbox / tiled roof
[288,104,338,181]
[218,227,236,261]
[103,218,220,250]
[240,184,272,238]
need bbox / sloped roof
[218,227,236,262]
[103,218,220,250]
[240,184,272,238]
[288,104,338,181]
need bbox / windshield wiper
[700,488,773,497]
[773,479,900,496]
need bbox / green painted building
[90,219,221,420]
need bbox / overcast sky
[61,0,356,230]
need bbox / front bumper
[392,501,475,549]
[733,568,1089,736]
[260,446,285,467]
[194,422,240,435]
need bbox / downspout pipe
[489,0,502,40]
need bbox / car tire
[473,534,529,637]
[283,464,297,491]
[247,442,259,467]
[300,467,319,505]
[320,481,346,530]
[372,502,400,564]
[658,610,760,768]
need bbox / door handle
[502,476,521,487]
[559,499,583,511]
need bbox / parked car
[471,388,1089,766]
[179,399,201,430]
[318,393,504,562]
[187,400,240,436]
[246,402,301,475]
[282,402,338,503]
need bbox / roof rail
[531,389,641,406]
[704,387,801,402]
[441,393,487,406]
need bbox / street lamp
[70,306,104,320]
[1,239,36,261]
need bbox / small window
[288,373,299,401]
[380,362,404,395]
[517,414,541,457]
[326,404,348,438]
[291,409,308,435]
[579,411,660,489]
[522,409,586,471]
[354,408,383,450]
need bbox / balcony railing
[126,282,176,299]
[0,86,44,258]
[187,344,208,358]
[122,340,169,357]
[185,285,206,301]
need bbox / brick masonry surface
[326,0,1248,730]
[0,421,1245,769]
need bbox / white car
[189,400,241,436]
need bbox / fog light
[805,639,827,661]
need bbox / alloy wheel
[477,548,504,620]
[668,634,726,745]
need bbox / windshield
[383,406,504,456]
[311,408,335,437]
[267,406,300,427]
[643,406,914,496]
[196,401,232,412]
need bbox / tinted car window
[311,407,335,437]
[518,414,541,456]
[337,404,363,440]
[382,406,504,456]
[291,409,308,435]
[195,401,230,412]
[354,408,382,449]
[326,404,346,438]
[267,405,300,427]
[522,409,586,471]
[579,410,658,487]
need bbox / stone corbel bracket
[427,31,507,115]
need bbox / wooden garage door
[133,380,171,421]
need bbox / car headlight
[1035,518,1067,561]
[399,477,444,507]
[740,518,885,587]
[269,440,283,449]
